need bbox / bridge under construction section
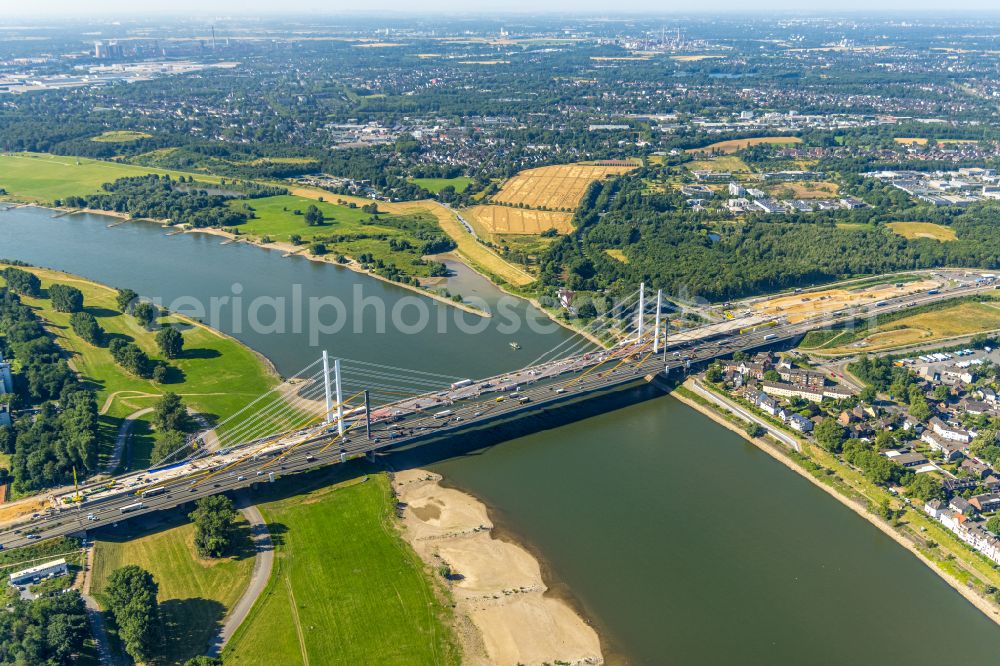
[1,276,993,552]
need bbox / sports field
[224,468,460,666]
[91,509,255,665]
[465,205,573,235]
[886,221,957,241]
[491,163,635,209]
[687,136,802,154]
[0,152,218,203]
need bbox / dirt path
[98,391,158,416]
[80,545,118,666]
[284,573,310,666]
[207,502,274,656]
[103,408,153,474]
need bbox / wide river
[3,207,1000,664]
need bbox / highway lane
[1,279,993,552]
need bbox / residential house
[924,499,945,519]
[778,368,825,389]
[888,450,929,468]
[963,399,993,416]
[0,353,12,395]
[762,381,824,403]
[944,477,979,494]
[785,412,814,433]
[921,431,965,462]
[902,415,924,433]
[929,416,972,444]
[969,493,1000,513]
[837,410,858,426]
[725,360,771,381]
[950,496,975,516]
[960,458,991,479]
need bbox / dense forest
[0,589,89,665]
[0,272,101,492]
[539,173,1000,302]
[58,174,284,228]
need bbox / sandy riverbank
[393,469,603,666]
[671,380,1000,628]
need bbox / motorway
[1,275,995,552]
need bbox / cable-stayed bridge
[0,279,992,552]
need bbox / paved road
[103,408,153,475]
[2,278,994,552]
[689,379,801,452]
[207,500,274,656]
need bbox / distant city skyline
[12,1,1000,16]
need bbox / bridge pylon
[653,288,663,354]
[637,282,645,340]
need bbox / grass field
[687,136,802,154]
[0,152,219,203]
[409,176,473,194]
[887,221,957,241]
[464,205,573,235]
[490,163,635,210]
[235,194,461,279]
[224,467,460,666]
[284,187,536,287]
[0,265,278,468]
[821,300,1000,354]
[605,248,629,263]
[90,131,153,143]
[91,509,255,665]
[835,222,873,231]
[686,155,750,172]
[767,180,840,198]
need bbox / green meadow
[0,265,279,469]
[224,467,460,666]
[0,152,219,203]
[235,194,453,278]
[410,176,472,194]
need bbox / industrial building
[8,558,68,586]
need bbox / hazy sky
[9,0,1000,16]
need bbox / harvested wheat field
[687,136,802,154]
[491,163,636,209]
[466,206,573,235]
[887,222,957,242]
